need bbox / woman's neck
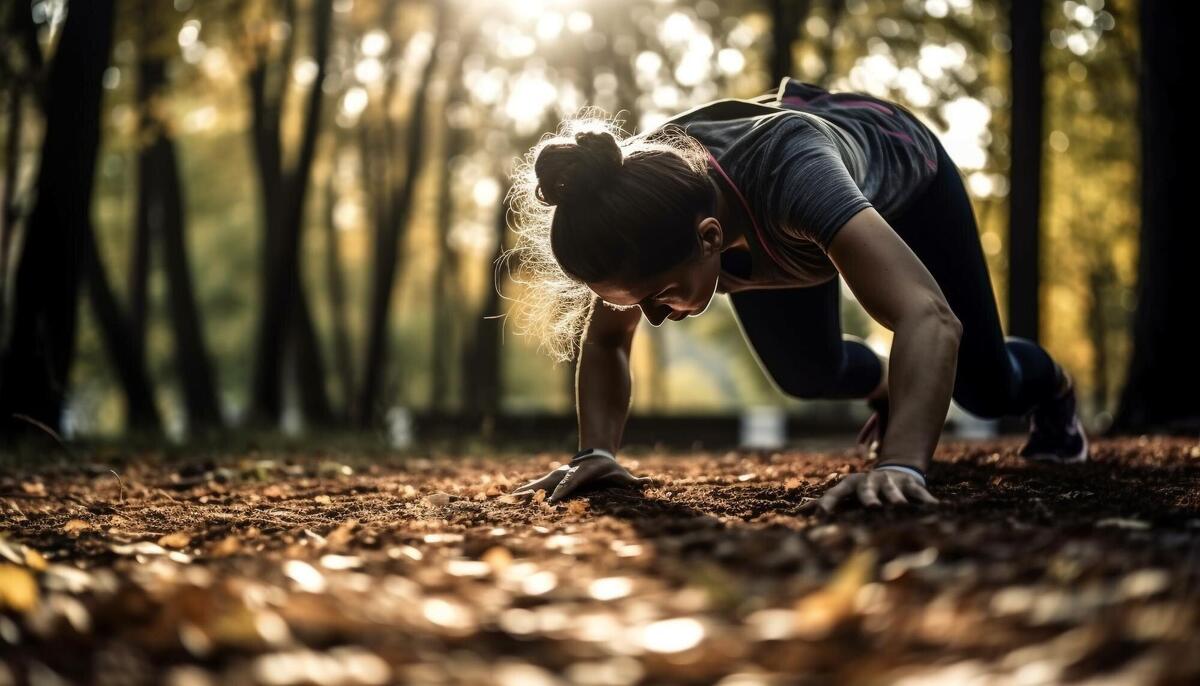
[708,174,749,252]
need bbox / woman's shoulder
[644,98,832,161]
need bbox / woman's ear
[696,217,723,256]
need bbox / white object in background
[741,405,786,449]
[948,405,998,439]
[387,406,414,449]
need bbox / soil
[2,435,1199,685]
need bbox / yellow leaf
[212,536,241,557]
[158,532,192,549]
[482,546,513,572]
[23,548,48,571]
[0,564,38,613]
[793,548,877,639]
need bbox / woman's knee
[951,388,1010,419]
[768,366,842,400]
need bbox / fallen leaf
[212,537,241,557]
[23,547,48,571]
[63,519,89,534]
[0,537,22,564]
[482,546,513,572]
[112,542,168,556]
[0,564,38,612]
[426,492,456,507]
[158,532,192,549]
[793,548,877,639]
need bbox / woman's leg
[729,278,885,401]
[887,139,1063,419]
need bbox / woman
[505,78,1088,511]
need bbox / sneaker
[857,396,889,461]
[1018,371,1089,464]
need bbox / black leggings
[730,138,1060,419]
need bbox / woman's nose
[640,303,670,327]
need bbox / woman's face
[587,216,724,327]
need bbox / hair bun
[534,130,624,206]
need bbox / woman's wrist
[873,452,930,472]
[873,462,927,486]
[573,447,617,462]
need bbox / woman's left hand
[811,468,938,513]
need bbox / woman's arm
[576,296,641,453]
[820,206,962,509]
[513,297,649,503]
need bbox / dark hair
[505,110,714,362]
[535,130,714,284]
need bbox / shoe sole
[1021,417,1090,464]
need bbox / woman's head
[506,111,725,361]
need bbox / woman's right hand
[512,449,652,504]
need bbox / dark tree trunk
[430,122,463,412]
[156,136,224,431]
[0,0,115,439]
[768,0,811,85]
[816,0,845,87]
[355,4,446,426]
[1112,0,1199,433]
[323,174,354,408]
[126,1,222,434]
[80,225,161,431]
[129,52,161,346]
[1007,0,1044,342]
[461,193,508,429]
[1086,262,1111,418]
[247,0,334,427]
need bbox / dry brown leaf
[0,564,38,612]
[23,547,48,571]
[482,546,513,572]
[793,548,877,639]
[158,532,192,549]
[63,519,89,534]
[212,536,241,557]
[326,520,357,547]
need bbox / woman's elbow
[923,293,963,342]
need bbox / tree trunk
[355,4,446,425]
[816,0,845,87]
[430,122,463,412]
[768,0,810,84]
[1086,262,1110,419]
[0,0,115,439]
[323,173,354,408]
[461,193,508,429]
[1111,0,1199,433]
[157,135,224,432]
[247,0,334,427]
[80,224,161,431]
[1007,0,1044,342]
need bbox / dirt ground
[2,435,1200,685]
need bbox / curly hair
[502,108,714,362]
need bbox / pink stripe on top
[704,149,787,272]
